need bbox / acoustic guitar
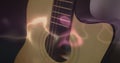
[15,0,113,63]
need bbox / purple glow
[58,28,83,48]
[59,16,71,27]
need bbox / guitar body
[15,0,113,63]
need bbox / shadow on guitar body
[0,0,28,63]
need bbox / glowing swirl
[27,16,83,47]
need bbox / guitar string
[48,0,58,57]
[49,0,55,56]
[46,0,54,56]
[49,0,65,58]
[50,0,68,57]
[50,0,74,58]
[50,1,56,56]
[50,0,59,57]
[47,0,74,59]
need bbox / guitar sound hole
[45,35,71,62]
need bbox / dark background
[0,0,28,63]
